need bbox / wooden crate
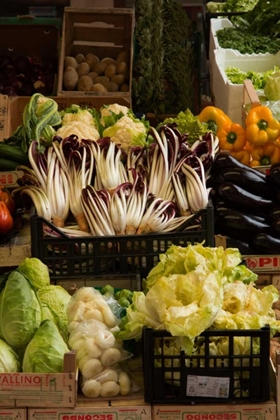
[0,95,9,141]
[57,7,134,106]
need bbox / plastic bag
[66,286,134,398]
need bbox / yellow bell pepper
[198,106,232,134]
[217,122,246,152]
[230,149,251,166]
[250,142,280,167]
[245,105,280,146]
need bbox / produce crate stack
[57,7,134,107]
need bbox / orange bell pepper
[230,149,251,166]
[245,105,280,146]
[198,106,232,134]
[217,122,246,152]
[250,142,280,167]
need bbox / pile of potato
[63,50,129,93]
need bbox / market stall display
[2,1,280,419]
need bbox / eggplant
[218,182,274,213]
[221,236,255,255]
[253,232,280,254]
[215,167,279,201]
[267,162,280,186]
[216,208,271,233]
[215,205,268,225]
[212,153,266,179]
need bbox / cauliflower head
[100,104,132,128]
[56,121,100,140]
[61,109,97,126]
[102,115,148,149]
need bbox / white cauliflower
[56,108,100,140]
[100,104,130,124]
[56,121,100,140]
[61,109,96,126]
[102,115,148,150]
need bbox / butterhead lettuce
[117,244,280,351]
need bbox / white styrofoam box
[211,49,280,125]
[209,18,233,64]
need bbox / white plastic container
[211,49,280,124]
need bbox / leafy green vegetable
[216,0,280,55]
[17,257,50,291]
[101,284,115,297]
[206,0,258,13]
[0,337,20,372]
[264,72,280,101]
[0,270,42,348]
[217,28,280,55]
[115,244,279,351]
[22,319,69,373]
[161,109,209,145]
[37,285,71,342]
[225,66,280,89]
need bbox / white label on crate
[243,255,280,271]
[186,375,230,398]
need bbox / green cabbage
[37,285,71,342]
[0,270,42,348]
[22,319,69,373]
[0,338,20,372]
[17,257,50,290]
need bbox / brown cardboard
[28,399,152,420]
[152,401,276,420]
[0,408,27,420]
[0,353,77,408]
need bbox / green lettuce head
[17,257,50,290]
[0,270,42,348]
[0,338,20,372]
[264,72,280,101]
[22,319,69,373]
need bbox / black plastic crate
[30,206,214,281]
[143,327,270,404]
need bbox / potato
[90,83,108,93]
[64,56,78,69]
[94,76,110,89]
[101,57,116,66]
[116,50,129,65]
[88,71,99,82]
[85,53,100,70]
[76,53,85,64]
[105,64,117,79]
[117,61,128,77]
[78,75,93,91]
[107,81,119,92]
[63,67,79,90]
[77,62,90,78]
[93,61,107,75]
[120,83,129,92]
[111,74,125,87]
